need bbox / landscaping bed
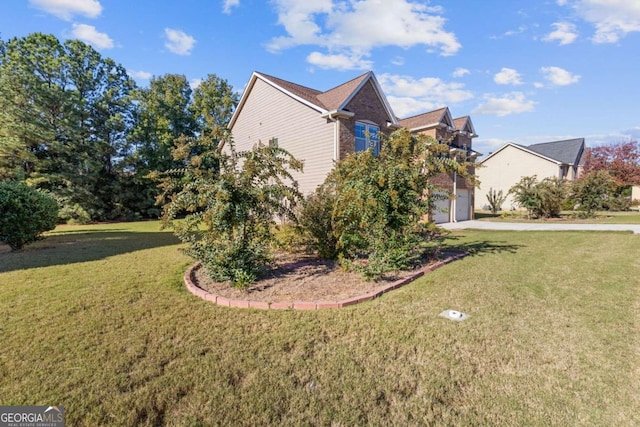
[194,251,452,303]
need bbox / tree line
[0,32,238,223]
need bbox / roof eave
[229,72,327,129]
[321,109,355,120]
[481,142,562,165]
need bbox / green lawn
[476,210,640,224]
[1,222,639,426]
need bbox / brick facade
[338,80,393,160]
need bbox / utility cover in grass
[439,309,469,321]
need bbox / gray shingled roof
[526,138,585,165]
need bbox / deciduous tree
[583,140,640,186]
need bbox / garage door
[432,192,450,223]
[455,189,470,222]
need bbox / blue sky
[1,0,639,157]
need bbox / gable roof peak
[398,106,452,131]
[316,71,372,111]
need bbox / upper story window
[355,121,380,156]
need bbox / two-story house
[227,71,478,223]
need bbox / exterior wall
[475,146,560,211]
[632,185,640,202]
[231,78,335,195]
[338,80,393,160]
[413,126,476,222]
[414,127,447,142]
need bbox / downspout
[334,117,340,161]
[451,170,457,223]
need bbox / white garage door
[432,192,450,223]
[456,189,470,222]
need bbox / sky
[1,0,639,157]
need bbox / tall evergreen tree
[0,33,137,221]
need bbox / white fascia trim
[480,142,561,165]
[409,123,445,132]
[256,72,326,113]
[229,72,327,129]
[321,109,355,120]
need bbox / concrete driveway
[439,220,640,234]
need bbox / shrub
[509,176,567,218]
[297,183,339,259]
[570,170,617,216]
[299,129,466,279]
[536,177,566,218]
[159,133,303,288]
[58,202,92,224]
[486,187,506,213]
[0,181,59,250]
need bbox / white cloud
[223,0,240,14]
[71,23,113,49]
[29,0,102,20]
[452,67,470,78]
[533,82,545,88]
[307,52,372,70]
[494,67,523,85]
[387,96,436,118]
[378,73,474,117]
[543,22,579,45]
[563,0,640,43]
[129,70,152,80]
[472,92,536,117]
[504,25,528,37]
[540,66,581,86]
[164,28,196,55]
[474,138,512,156]
[391,56,405,66]
[189,78,203,90]
[267,0,460,70]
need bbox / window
[355,122,380,156]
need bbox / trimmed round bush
[0,181,59,250]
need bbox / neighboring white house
[632,185,640,203]
[476,138,585,211]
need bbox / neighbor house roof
[229,71,398,129]
[397,107,453,132]
[481,138,586,165]
[526,138,585,165]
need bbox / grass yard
[1,222,639,426]
[476,210,640,224]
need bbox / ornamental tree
[158,128,303,287]
[583,140,640,186]
[298,129,470,279]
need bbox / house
[228,71,398,195]
[228,71,478,222]
[398,108,479,222]
[475,138,586,211]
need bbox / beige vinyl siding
[475,145,560,210]
[231,79,335,195]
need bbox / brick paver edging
[183,252,467,310]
